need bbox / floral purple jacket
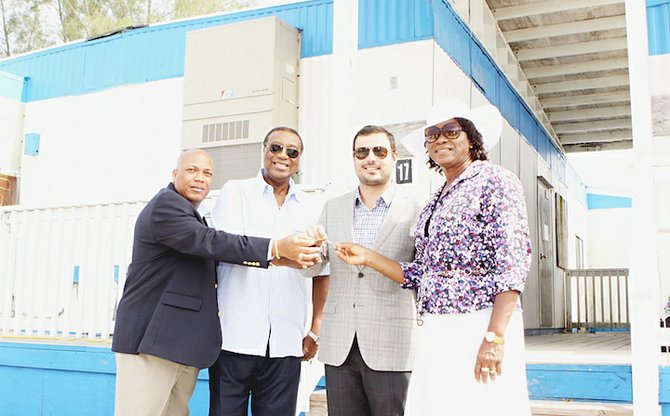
[401,160,532,316]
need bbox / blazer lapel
[372,188,401,251]
[341,191,355,242]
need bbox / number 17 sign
[396,158,412,184]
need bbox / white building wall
[19,78,185,207]
[0,96,24,176]
[587,208,632,269]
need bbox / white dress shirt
[211,170,321,358]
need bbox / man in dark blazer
[112,149,319,416]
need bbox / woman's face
[426,118,472,171]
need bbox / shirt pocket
[161,292,203,311]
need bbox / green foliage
[0,0,256,58]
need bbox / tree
[0,0,10,56]
[173,0,254,19]
[0,0,52,57]
[0,0,256,58]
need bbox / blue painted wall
[0,342,212,416]
[587,193,633,210]
[9,342,670,414]
[0,0,333,102]
[649,0,670,55]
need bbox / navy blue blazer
[112,182,270,368]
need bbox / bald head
[176,148,213,169]
[172,149,214,207]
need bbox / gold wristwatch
[484,331,505,345]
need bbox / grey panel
[537,180,555,328]
[203,144,263,190]
[519,138,539,329]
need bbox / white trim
[624,0,661,414]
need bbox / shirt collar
[354,183,396,208]
[255,169,301,202]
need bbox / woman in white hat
[334,99,532,415]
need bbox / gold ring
[481,368,489,373]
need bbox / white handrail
[565,268,630,332]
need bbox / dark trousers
[208,349,301,416]
[324,336,411,416]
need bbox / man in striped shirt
[208,127,324,416]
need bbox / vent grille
[202,119,250,143]
[202,143,262,190]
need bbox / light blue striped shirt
[211,170,321,358]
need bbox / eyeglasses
[266,143,300,159]
[354,146,389,160]
[424,123,463,143]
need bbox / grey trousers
[324,336,411,416]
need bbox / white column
[330,0,359,189]
[624,1,661,415]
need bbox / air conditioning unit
[182,16,300,189]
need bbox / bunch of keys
[318,239,335,258]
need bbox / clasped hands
[272,225,371,269]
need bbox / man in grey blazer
[307,125,421,416]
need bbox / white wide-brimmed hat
[401,99,503,158]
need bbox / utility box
[182,16,301,189]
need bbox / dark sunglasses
[354,146,389,160]
[424,123,463,143]
[266,143,300,159]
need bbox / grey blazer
[311,186,421,371]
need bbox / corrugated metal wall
[0,0,333,102]
[648,0,670,55]
[358,0,433,48]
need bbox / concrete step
[308,391,633,416]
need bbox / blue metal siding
[648,0,670,55]
[358,0,433,48]
[0,0,333,102]
[429,0,577,195]
[433,0,470,74]
[471,43,499,105]
[499,77,519,129]
[519,106,537,149]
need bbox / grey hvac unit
[181,16,300,187]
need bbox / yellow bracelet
[274,239,281,260]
